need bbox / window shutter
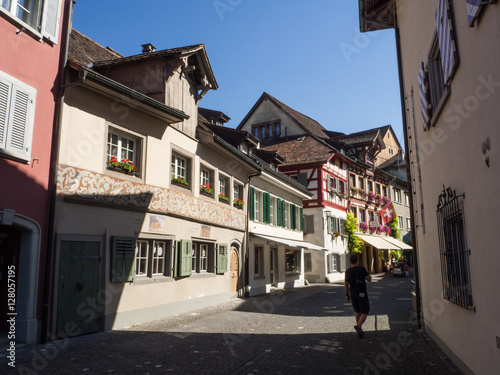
[42,0,62,44]
[327,216,332,233]
[0,77,11,150]
[277,198,283,227]
[173,241,179,277]
[326,174,331,192]
[297,172,308,187]
[466,0,482,27]
[249,187,255,221]
[300,207,304,232]
[340,254,347,272]
[435,0,458,84]
[340,218,346,235]
[263,192,270,224]
[418,54,430,130]
[110,237,135,282]
[304,215,314,234]
[178,240,192,277]
[216,243,228,274]
[290,204,296,230]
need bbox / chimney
[141,43,156,54]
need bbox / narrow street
[2,271,461,375]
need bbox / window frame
[285,249,301,274]
[394,188,402,203]
[171,149,192,190]
[135,238,172,278]
[106,126,142,177]
[254,245,264,277]
[191,242,214,273]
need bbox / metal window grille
[436,187,474,311]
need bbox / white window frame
[270,196,276,225]
[200,166,210,186]
[254,191,262,222]
[135,239,171,278]
[107,127,141,176]
[171,154,187,180]
[406,217,411,230]
[404,192,409,206]
[283,202,288,228]
[394,188,402,203]
[398,216,404,229]
[0,0,61,43]
[0,70,36,164]
[191,242,214,273]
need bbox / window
[233,182,242,200]
[0,70,36,163]
[253,127,259,138]
[349,173,356,188]
[367,181,374,193]
[254,246,263,277]
[251,120,280,140]
[275,123,280,137]
[218,175,230,202]
[329,216,346,235]
[171,152,191,188]
[328,254,340,273]
[254,190,262,222]
[359,209,365,223]
[382,186,387,198]
[358,177,364,191]
[192,242,213,273]
[350,206,357,217]
[406,217,411,230]
[283,202,288,228]
[394,188,402,203]
[285,250,300,273]
[404,192,409,206]
[269,197,276,225]
[368,211,374,223]
[398,216,404,229]
[436,188,473,310]
[375,184,381,195]
[268,124,273,138]
[107,128,141,176]
[135,239,171,278]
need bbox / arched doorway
[230,246,239,297]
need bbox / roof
[238,92,330,139]
[333,128,382,145]
[359,0,395,33]
[198,107,231,125]
[378,152,405,170]
[203,122,258,149]
[68,29,123,67]
[260,135,337,166]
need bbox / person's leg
[355,312,360,325]
[357,313,368,328]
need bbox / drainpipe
[42,0,74,343]
[394,14,422,328]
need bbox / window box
[172,177,189,188]
[233,199,244,209]
[200,184,213,197]
[219,193,229,203]
[108,157,137,175]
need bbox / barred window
[436,187,474,311]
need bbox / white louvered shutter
[42,0,62,44]
[0,77,11,150]
[6,84,35,161]
[435,0,458,84]
[466,0,482,27]
[418,53,430,130]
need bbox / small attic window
[240,144,249,154]
[296,136,305,141]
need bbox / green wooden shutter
[300,207,304,232]
[263,192,271,224]
[111,237,135,282]
[216,243,228,274]
[178,240,192,277]
[277,199,283,227]
[290,204,296,230]
[250,186,255,221]
[173,241,179,277]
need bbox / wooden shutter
[0,76,11,150]
[263,192,270,224]
[340,218,346,235]
[110,237,135,282]
[249,187,255,221]
[178,240,192,277]
[216,243,228,274]
[340,254,347,272]
[42,0,62,44]
[435,0,458,84]
[304,215,314,234]
[300,207,304,232]
[290,204,296,230]
[418,54,430,130]
[326,174,332,192]
[466,0,482,27]
[277,199,283,227]
[297,172,308,187]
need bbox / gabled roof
[260,135,337,166]
[333,128,383,146]
[378,152,405,170]
[238,92,330,139]
[69,29,123,67]
[199,107,230,125]
[202,122,258,149]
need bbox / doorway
[270,247,277,287]
[0,226,21,335]
[230,247,239,297]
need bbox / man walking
[345,254,372,338]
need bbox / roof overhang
[359,0,395,33]
[252,234,326,251]
[68,65,189,124]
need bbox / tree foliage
[388,217,401,240]
[345,212,364,254]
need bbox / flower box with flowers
[367,191,376,202]
[172,177,189,188]
[108,157,137,175]
[359,222,369,232]
[200,184,213,197]
[233,198,244,209]
[383,197,391,205]
[219,193,229,203]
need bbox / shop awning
[358,234,396,249]
[382,236,413,250]
[252,234,326,251]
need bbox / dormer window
[240,143,249,154]
[251,120,281,140]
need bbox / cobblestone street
[1,272,461,375]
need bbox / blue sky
[72,0,403,143]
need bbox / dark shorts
[351,296,370,314]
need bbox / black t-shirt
[345,265,369,297]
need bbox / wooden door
[57,241,101,338]
[230,248,238,296]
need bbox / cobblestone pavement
[1,271,462,375]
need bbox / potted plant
[368,191,376,201]
[350,186,357,196]
[359,221,369,232]
[172,177,189,188]
[200,184,213,196]
[383,197,391,205]
[233,198,244,209]
[108,156,137,174]
[219,192,229,203]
